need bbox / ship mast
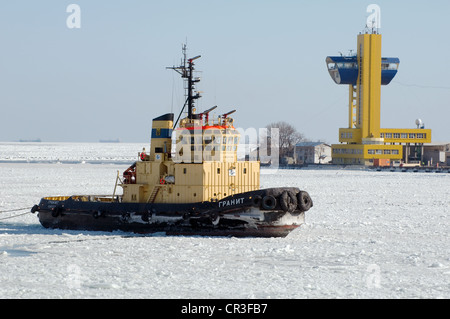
[167,44,201,127]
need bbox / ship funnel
[150,113,174,161]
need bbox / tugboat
[31,46,313,237]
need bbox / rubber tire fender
[280,191,298,213]
[210,213,220,226]
[31,205,40,214]
[93,210,104,219]
[51,206,63,218]
[261,195,277,210]
[297,191,313,212]
[252,195,262,207]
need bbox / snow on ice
[0,142,449,298]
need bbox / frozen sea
[0,142,449,299]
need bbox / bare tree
[264,121,304,158]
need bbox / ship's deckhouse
[119,47,260,204]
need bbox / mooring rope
[0,211,31,221]
[0,207,32,214]
[0,207,32,221]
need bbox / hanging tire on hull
[280,190,297,213]
[297,191,313,212]
[252,195,262,207]
[261,195,276,210]
[51,206,63,218]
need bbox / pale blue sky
[0,0,449,143]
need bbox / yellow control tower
[326,29,431,165]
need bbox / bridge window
[344,63,357,68]
[382,63,399,70]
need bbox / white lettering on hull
[218,197,245,208]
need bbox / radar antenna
[167,44,202,127]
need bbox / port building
[294,142,331,165]
[326,28,431,165]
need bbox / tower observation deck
[326,29,431,165]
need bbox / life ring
[140,152,147,161]
[280,190,297,213]
[261,195,276,210]
[159,178,166,185]
[297,191,313,212]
